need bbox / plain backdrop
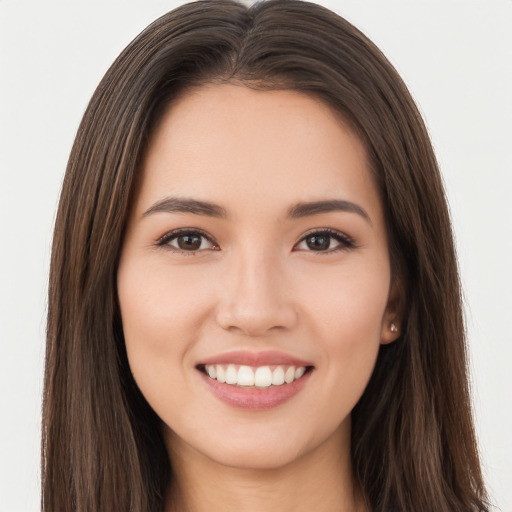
[0,1,511,511]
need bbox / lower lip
[199,369,312,410]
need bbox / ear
[380,278,404,345]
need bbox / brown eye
[295,230,355,253]
[159,230,217,252]
[304,234,331,251]
[176,234,203,251]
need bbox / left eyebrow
[287,199,371,224]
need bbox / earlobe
[381,320,400,345]
[381,278,404,345]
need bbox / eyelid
[156,228,219,253]
[293,228,356,253]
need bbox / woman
[42,1,489,511]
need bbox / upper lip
[198,350,313,367]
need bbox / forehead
[136,84,381,222]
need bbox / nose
[216,251,298,337]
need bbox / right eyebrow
[142,197,228,218]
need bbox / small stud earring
[390,323,398,333]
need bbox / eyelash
[156,228,356,255]
[157,228,219,254]
[295,228,356,254]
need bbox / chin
[165,413,351,473]
[209,440,305,471]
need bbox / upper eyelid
[158,227,213,241]
[297,227,353,242]
[300,227,346,237]
[293,228,357,252]
[157,228,218,249]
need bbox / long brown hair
[42,1,489,510]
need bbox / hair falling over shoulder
[42,1,489,511]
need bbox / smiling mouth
[198,364,314,389]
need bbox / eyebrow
[287,199,371,224]
[143,197,227,218]
[143,197,370,224]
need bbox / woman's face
[117,84,399,470]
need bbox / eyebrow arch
[143,197,227,218]
[287,200,371,224]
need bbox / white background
[0,1,510,511]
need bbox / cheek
[303,254,390,337]
[116,258,210,407]
[301,257,390,398]
[118,256,212,345]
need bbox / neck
[164,424,365,512]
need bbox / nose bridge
[216,242,297,336]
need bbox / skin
[117,84,400,512]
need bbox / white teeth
[295,366,306,379]
[254,366,273,387]
[271,366,285,386]
[225,364,238,384]
[205,364,308,387]
[237,365,255,386]
[216,365,226,383]
[285,366,296,384]
[207,365,217,379]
